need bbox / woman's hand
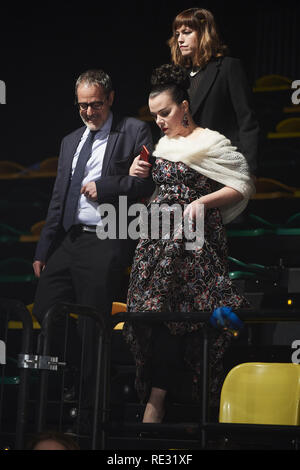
[183,199,206,220]
[129,155,152,178]
[184,187,243,219]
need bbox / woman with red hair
[168,7,259,175]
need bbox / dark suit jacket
[191,56,259,174]
[34,114,155,263]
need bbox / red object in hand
[140,145,150,162]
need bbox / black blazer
[190,56,259,174]
[34,114,155,263]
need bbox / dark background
[0,3,300,425]
[0,0,299,165]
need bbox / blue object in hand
[210,306,243,332]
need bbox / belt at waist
[70,224,98,233]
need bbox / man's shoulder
[59,126,85,147]
[62,126,86,142]
[61,115,149,143]
[113,114,149,131]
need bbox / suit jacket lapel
[190,58,222,116]
[62,114,122,185]
[101,113,122,176]
[64,127,86,179]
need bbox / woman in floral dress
[124,64,255,423]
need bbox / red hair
[168,8,228,69]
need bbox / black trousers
[33,227,125,403]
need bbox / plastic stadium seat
[22,157,58,178]
[7,303,40,330]
[226,213,276,238]
[111,301,127,315]
[37,157,58,173]
[268,118,300,139]
[253,177,300,199]
[0,161,26,179]
[26,301,128,331]
[9,302,127,332]
[0,158,58,179]
[228,257,276,282]
[219,362,300,425]
[19,220,45,242]
[227,212,300,237]
[274,212,300,236]
[111,301,127,330]
[283,104,300,114]
[253,75,293,92]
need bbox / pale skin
[175,25,199,63]
[130,89,243,423]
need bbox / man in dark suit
[32,69,154,404]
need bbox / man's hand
[33,260,45,278]
[129,155,152,178]
[81,181,98,201]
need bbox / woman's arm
[184,186,243,219]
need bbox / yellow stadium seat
[27,157,58,178]
[39,157,58,173]
[0,160,25,179]
[8,301,127,331]
[19,220,46,242]
[111,302,127,330]
[69,302,126,329]
[268,118,300,139]
[283,104,300,114]
[219,362,300,425]
[7,303,40,330]
[252,177,300,199]
[253,74,292,92]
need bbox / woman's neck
[180,123,197,137]
[178,126,204,139]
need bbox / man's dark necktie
[63,130,97,232]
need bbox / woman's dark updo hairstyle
[149,64,190,105]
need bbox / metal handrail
[35,302,108,450]
[34,303,300,450]
[0,299,33,450]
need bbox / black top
[188,69,205,104]
[186,57,259,174]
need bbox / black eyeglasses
[76,100,106,111]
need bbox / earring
[182,112,189,128]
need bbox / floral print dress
[123,158,249,405]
